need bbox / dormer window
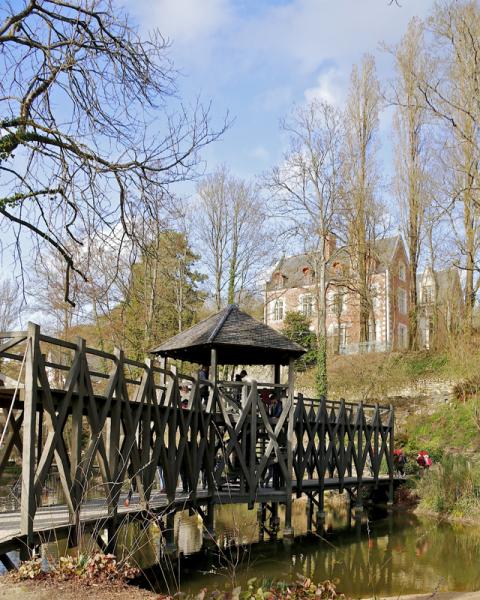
[273,272,284,290]
[302,267,314,284]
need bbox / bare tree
[0,0,225,304]
[388,18,432,348]
[418,1,480,330]
[267,99,344,395]
[0,279,21,331]
[343,55,382,343]
[196,167,272,310]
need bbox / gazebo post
[210,348,217,385]
[274,364,281,386]
[208,347,218,412]
[284,357,295,539]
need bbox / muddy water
[108,498,480,598]
[19,496,480,598]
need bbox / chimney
[325,233,337,260]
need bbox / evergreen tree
[121,231,206,359]
[282,311,317,371]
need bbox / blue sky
[121,0,438,184]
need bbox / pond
[143,500,480,598]
[7,496,480,597]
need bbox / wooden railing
[0,323,394,546]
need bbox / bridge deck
[0,325,396,562]
[0,476,397,554]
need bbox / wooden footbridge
[0,306,396,568]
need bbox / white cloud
[304,68,345,106]
[120,0,231,44]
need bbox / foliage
[12,552,139,584]
[403,399,480,458]
[157,576,344,600]
[282,312,317,371]
[416,453,480,518]
[16,558,43,580]
[118,230,206,359]
[315,337,328,398]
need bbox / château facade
[264,235,464,354]
[264,235,411,354]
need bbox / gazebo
[151,304,305,537]
[150,303,305,387]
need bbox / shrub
[12,552,139,584]
[416,453,480,517]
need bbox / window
[273,299,284,321]
[302,267,314,284]
[398,288,408,315]
[368,320,376,341]
[371,283,381,311]
[398,324,408,349]
[329,291,345,316]
[339,324,348,346]
[399,262,406,281]
[422,285,434,304]
[300,294,313,317]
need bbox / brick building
[417,266,463,349]
[264,235,411,354]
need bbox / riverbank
[2,580,480,600]
[0,579,157,600]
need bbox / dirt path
[0,579,158,600]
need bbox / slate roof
[266,235,402,291]
[417,267,462,305]
[150,304,306,365]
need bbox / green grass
[404,352,448,378]
[403,399,480,458]
[398,397,480,519]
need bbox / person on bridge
[199,365,209,406]
[270,395,283,418]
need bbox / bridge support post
[106,517,119,556]
[306,498,313,533]
[284,358,295,541]
[20,323,40,555]
[257,503,266,541]
[163,511,176,555]
[203,502,215,539]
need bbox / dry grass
[297,332,480,401]
[0,579,157,600]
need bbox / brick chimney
[325,233,337,260]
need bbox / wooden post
[70,337,86,517]
[284,357,295,539]
[20,323,40,549]
[274,364,281,385]
[356,402,364,514]
[388,404,395,506]
[207,348,217,413]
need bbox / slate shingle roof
[266,235,402,291]
[150,304,306,365]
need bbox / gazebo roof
[150,304,306,365]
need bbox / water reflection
[143,500,480,597]
[20,496,480,598]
